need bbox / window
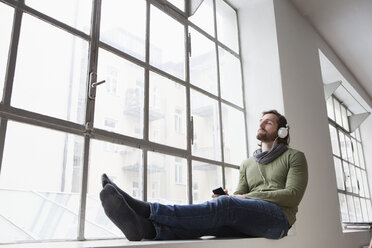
[0,0,246,243]
[326,96,372,227]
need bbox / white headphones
[277,124,289,139]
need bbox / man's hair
[262,110,290,145]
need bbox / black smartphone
[212,187,226,195]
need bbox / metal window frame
[0,0,247,242]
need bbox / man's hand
[211,189,229,198]
[232,194,246,199]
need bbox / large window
[0,0,247,243]
[326,96,372,228]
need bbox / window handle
[88,72,106,100]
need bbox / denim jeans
[148,195,290,240]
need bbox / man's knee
[215,195,232,206]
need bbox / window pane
[95,49,144,138]
[349,165,358,194]
[0,121,83,242]
[338,193,349,222]
[357,142,365,169]
[338,130,347,160]
[343,162,352,192]
[192,161,222,203]
[222,104,247,165]
[225,167,239,196]
[191,89,221,161]
[326,97,335,120]
[168,0,184,11]
[346,195,356,222]
[345,135,354,163]
[12,14,88,123]
[148,152,187,204]
[85,140,143,239]
[334,100,342,126]
[189,27,218,95]
[366,200,372,221]
[333,157,344,191]
[26,0,91,33]
[216,0,238,52]
[0,3,13,99]
[218,47,243,106]
[341,105,349,131]
[352,138,360,167]
[356,128,362,142]
[189,0,214,36]
[329,124,340,156]
[150,6,185,79]
[356,168,364,197]
[149,72,187,149]
[362,171,370,198]
[100,0,146,61]
[354,197,363,222]
[361,198,369,222]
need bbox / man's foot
[101,173,150,218]
[100,184,155,241]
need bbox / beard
[256,129,277,142]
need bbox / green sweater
[234,148,308,226]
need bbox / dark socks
[100,184,155,241]
[101,173,150,218]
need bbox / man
[100,110,308,241]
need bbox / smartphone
[212,187,226,195]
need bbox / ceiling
[227,0,372,108]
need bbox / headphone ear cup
[278,127,288,139]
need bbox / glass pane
[341,105,349,131]
[149,72,187,149]
[189,0,214,36]
[338,193,349,222]
[346,195,356,222]
[338,130,347,160]
[326,97,335,120]
[333,157,344,190]
[216,0,239,52]
[356,168,364,197]
[12,14,88,123]
[218,47,243,106]
[150,6,185,79]
[225,167,239,196]
[192,161,222,203]
[352,138,360,167]
[95,49,144,138]
[366,200,372,221]
[191,89,221,161]
[345,135,354,163]
[362,171,370,198]
[334,100,342,126]
[85,140,143,239]
[357,142,365,169]
[343,162,352,193]
[356,128,362,141]
[168,0,184,11]
[100,0,146,61]
[361,198,369,222]
[148,152,187,204]
[354,197,363,222]
[0,3,13,100]
[0,121,83,242]
[222,104,247,165]
[26,0,91,33]
[189,27,218,95]
[349,165,358,194]
[329,124,340,156]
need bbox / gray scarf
[253,143,288,164]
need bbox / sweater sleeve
[233,160,250,195]
[244,152,308,208]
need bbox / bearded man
[99,110,308,241]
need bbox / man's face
[256,113,279,142]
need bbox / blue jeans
[148,195,290,240]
